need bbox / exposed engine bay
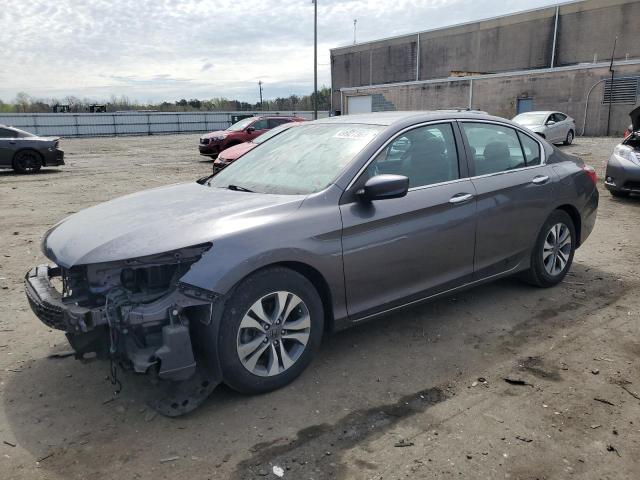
[25,243,221,415]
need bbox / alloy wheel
[543,223,572,276]
[14,151,41,173]
[236,291,311,377]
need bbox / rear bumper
[579,186,598,246]
[605,154,640,193]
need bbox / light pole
[258,80,263,111]
[312,0,318,120]
[353,19,357,45]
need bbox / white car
[512,111,576,145]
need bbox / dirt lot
[0,134,639,479]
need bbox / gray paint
[39,112,599,329]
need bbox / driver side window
[365,123,459,189]
[251,119,269,130]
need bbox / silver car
[25,111,598,415]
[605,106,640,197]
[512,111,576,145]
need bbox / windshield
[208,123,384,195]
[226,117,256,132]
[512,113,548,126]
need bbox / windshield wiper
[227,184,255,193]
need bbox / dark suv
[198,115,305,157]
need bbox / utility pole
[313,0,318,120]
[606,35,618,136]
[353,19,357,44]
[258,80,263,111]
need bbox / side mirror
[246,126,256,133]
[546,120,556,126]
[356,174,409,202]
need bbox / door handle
[532,175,549,185]
[9,141,16,144]
[449,193,474,204]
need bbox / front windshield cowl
[207,123,384,195]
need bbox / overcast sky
[0,0,564,104]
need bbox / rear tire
[563,130,574,146]
[218,267,324,394]
[521,210,576,288]
[13,150,42,173]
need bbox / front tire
[218,267,324,394]
[521,210,576,287]
[13,150,42,173]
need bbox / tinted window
[554,113,567,122]
[268,118,291,129]
[0,128,18,138]
[462,123,525,175]
[367,123,459,188]
[252,119,269,130]
[518,132,542,166]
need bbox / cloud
[0,0,562,103]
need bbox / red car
[199,115,305,157]
[213,121,303,171]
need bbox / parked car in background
[605,106,640,197]
[0,125,64,173]
[26,111,598,416]
[199,115,305,157]
[213,121,303,172]
[512,111,576,145]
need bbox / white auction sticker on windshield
[333,128,377,140]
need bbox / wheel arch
[233,261,336,333]
[555,204,582,247]
[13,148,44,165]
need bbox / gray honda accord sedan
[25,111,598,415]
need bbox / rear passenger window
[461,123,525,175]
[518,131,542,166]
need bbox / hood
[630,106,640,132]
[218,142,255,161]
[202,130,228,139]
[44,182,304,267]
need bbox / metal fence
[0,111,330,138]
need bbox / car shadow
[2,262,630,477]
[0,169,64,177]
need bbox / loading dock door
[348,95,372,114]
[517,98,534,114]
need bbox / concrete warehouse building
[330,0,640,135]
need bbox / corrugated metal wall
[0,111,330,137]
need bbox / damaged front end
[25,243,222,415]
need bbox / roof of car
[515,111,556,115]
[314,110,505,127]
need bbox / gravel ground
[0,134,639,479]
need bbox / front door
[340,122,477,319]
[459,121,556,278]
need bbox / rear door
[459,121,555,279]
[340,122,477,319]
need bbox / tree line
[0,88,332,113]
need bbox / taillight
[582,165,597,185]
